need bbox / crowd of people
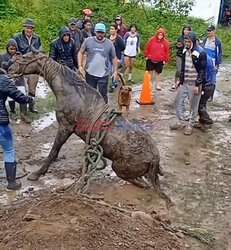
[0,8,225,190]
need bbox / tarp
[189,0,222,24]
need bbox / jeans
[110,56,124,88]
[198,84,215,120]
[175,83,202,127]
[86,73,109,103]
[0,125,14,163]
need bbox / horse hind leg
[27,128,72,181]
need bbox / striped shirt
[184,50,197,85]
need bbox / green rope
[79,109,121,193]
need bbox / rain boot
[20,104,32,124]
[4,162,21,190]
[28,93,38,113]
[9,101,18,120]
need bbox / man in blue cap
[78,23,118,104]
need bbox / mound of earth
[0,191,190,250]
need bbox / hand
[12,55,20,62]
[194,86,199,95]
[78,66,85,80]
[111,71,118,80]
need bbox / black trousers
[198,84,215,121]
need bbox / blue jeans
[0,125,14,163]
[109,56,124,88]
[86,73,109,103]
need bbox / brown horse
[9,52,163,192]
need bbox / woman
[122,24,140,83]
[108,24,125,92]
[0,68,33,190]
[81,20,93,40]
[144,28,169,91]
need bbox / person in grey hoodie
[50,26,78,71]
[170,31,207,136]
[0,39,32,123]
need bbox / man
[68,17,83,53]
[0,39,32,123]
[50,26,78,71]
[144,28,169,91]
[170,31,207,136]
[13,18,43,113]
[173,25,191,89]
[77,9,94,32]
[203,25,222,101]
[78,23,118,104]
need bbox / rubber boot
[9,101,18,120]
[28,93,38,113]
[20,104,32,124]
[5,162,22,190]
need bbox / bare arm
[77,47,86,79]
[111,56,118,79]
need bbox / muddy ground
[0,64,231,250]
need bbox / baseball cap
[69,18,77,24]
[115,15,122,20]
[207,25,215,31]
[95,23,106,32]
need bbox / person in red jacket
[144,28,169,91]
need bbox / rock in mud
[23,213,40,221]
[131,211,159,227]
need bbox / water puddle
[32,111,56,132]
[36,77,51,99]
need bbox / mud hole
[0,65,231,249]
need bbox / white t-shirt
[124,35,138,57]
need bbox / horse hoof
[27,172,40,181]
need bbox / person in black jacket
[0,39,32,123]
[170,31,207,136]
[50,26,78,71]
[108,24,125,92]
[0,69,34,190]
[172,25,191,89]
[68,18,83,53]
[13,18,43,113]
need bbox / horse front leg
[27,128,72,181]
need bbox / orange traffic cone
[136,71,154,105]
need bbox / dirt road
[0,64,230,249]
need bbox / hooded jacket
[180,31,207,87]
[176,25,191,58]
[13,30,43,55]
[0,39,25,86]
[0,69,33,124]
[49,26,77,70]
[144,28,170,62]
[116,18,127,38]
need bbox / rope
[56,108,121,193]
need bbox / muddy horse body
[9,53,162,190]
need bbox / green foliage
[0,0,231,67]
[0,0,18,18]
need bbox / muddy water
[0,64,230,249]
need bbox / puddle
[36,77,51,99]
[32,111,56,132]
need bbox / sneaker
[156,85,162,91]
[109,87,115,93]
[171,83,176,89]
[184,126,193,135]
[128,79,135,84]
[199,117,213,125]
[170,122,186,130]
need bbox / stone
[132,211,158,227]
[175,232,185,238]
[23,213,40,221]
